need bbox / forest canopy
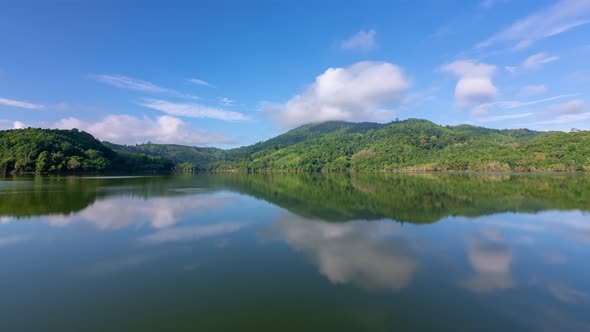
[109,119,590,172]
[0,128,173,174]
[3,119,590,174]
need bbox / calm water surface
[1,173,589,331]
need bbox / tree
[67,156,82,170]
[36,151,50,173]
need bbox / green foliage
[174,162,197,172]
[10,119,589,174]
[0,128,174,174]
[196,119,590,172]
[103,142,224,168]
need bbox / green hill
[103,142,225,166]
[164,119,587,172]
[4,119,590,174]
[0,128,174,174]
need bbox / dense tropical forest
[0,128,173,174]
[2,119,590,174]
[109,119,590,172]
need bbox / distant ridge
[106,118,590,172]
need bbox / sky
[1,0,590,148]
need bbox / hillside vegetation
[4,119,590,174]
[103,142,225,166]
[111,119,589,172]
[0,128,174,174]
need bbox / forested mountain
[110,119,588,172]
[3,119,590,174]
[103,142,225,166]
[0,128,174,174]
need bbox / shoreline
[4,168,588,177]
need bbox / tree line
[0,128,173,175]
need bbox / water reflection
[1,193,232,230]
[83,254,158,276]
[139,222,247,245]
[0,234,30,247]
[1,174,590,331]
[275,214,417,291]
[3,173,590,224]
[547,283,588,304]
[462,228,515,293]
[44,195,232,229]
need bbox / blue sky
[1,0,590,147]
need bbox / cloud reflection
[83,254,157,276]
[547,283,588,304]
[0,235,30,247]
[44,195,231,230]
[275,215,417,291]
[484,212,590,245]
[462,227,515,293]
[138,223,246,245]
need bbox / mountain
[103,142,225,166]
[0,128,174,174]
[4,119,589,174]
[110,119,589,172]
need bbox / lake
[1,173,589,331]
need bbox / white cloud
[523,52,559,69]
[520,85,547,96]
[477,0,590,50]
[139,98,248,121]
[93,74,169,93]
[53,114,233,145]
[475,112,535,123]
[340,29,377,52]
[188,78,215,88]
[472,103,493,115]
[505,66,517,73]
[93,74,199,99]
[527,112,590,127]
[499,94,576,109]
[264,61,409,127]
[472,94,578,115]
[0,96,44,110]
[218,97,235,107]
[548,99,586,114]
[441,60,498,107]
[497,99,588,129]
[12,121,26,129]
